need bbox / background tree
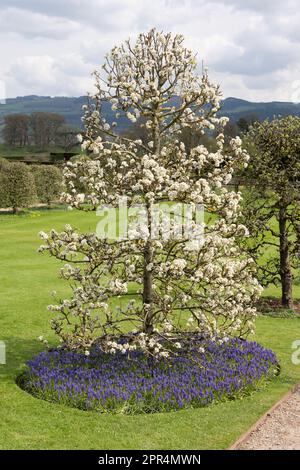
[40,29,260,356]
[121,117,150,145]
[176,127,217,155]
[31,165,63,208]
[31,112,65,148]
[3,114,30,147]
[236,118,249,134]
[0,162,36,213]
[223,120,238,140]
[236,114,259,135]
[241,116,300,309]
[54,124,81,151]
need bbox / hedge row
[0,157,63,213]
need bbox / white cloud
[8,54,94,97]
[0,8,80,39]
[215,32,297,76]
[0,0,299,101]
[211,0,292,12]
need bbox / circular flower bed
[19,337,279,414]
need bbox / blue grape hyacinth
[20,336,279,414]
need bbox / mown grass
[0,209,299,450]
[0,143,81,158]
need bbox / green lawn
[0,209,299,450]
[263,283,300,300]
[0,143,81,157]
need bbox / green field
[0,143,82,161]
[0,209,299,450]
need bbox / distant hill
[0,96,87,131]
[220,97,300,122]
[0,96,129,136]
[1,95,300,136]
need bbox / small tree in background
[31,112,65,149]
[40,29,260,356]
[54,124,81,151]
[0,162,36,213]
[241,116,300,309]
[31,165,63,208]
[3,114,30,147]
[236,115,258,135]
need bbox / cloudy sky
[0,0,299,102]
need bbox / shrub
[0,158,10,208]
[0,162,36,213]
[31,165,63,208]
[0,156,10,172]
[20,337,278,414]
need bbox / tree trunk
[142,113,160,334]
[279,203,293,309]
[143,204,154,334]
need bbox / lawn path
[238,386,300,450]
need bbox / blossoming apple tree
[39,29,261,357]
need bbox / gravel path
[238,386,300,450]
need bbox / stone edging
[228,382,300,450]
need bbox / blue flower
[22,336,279,414]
